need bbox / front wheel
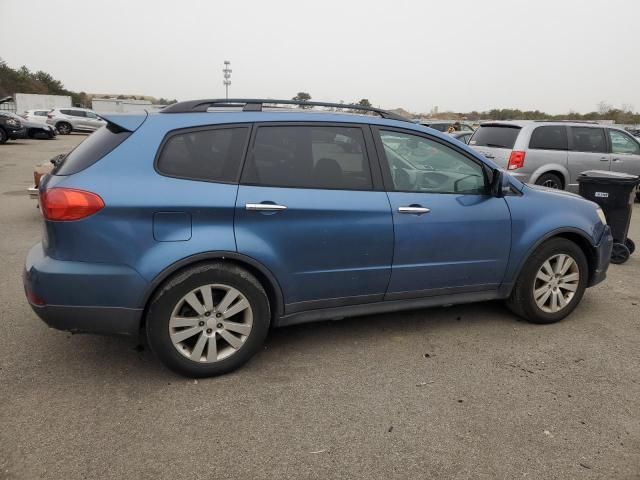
[146,263,270,377]
[0,128,7,144]
[506,238,588,324]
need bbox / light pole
[223,61,232,100]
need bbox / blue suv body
[24,99,613,377]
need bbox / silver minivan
[468,121,640,197]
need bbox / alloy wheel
[533,254,580,313]
[542,179,561,189]
[169,284,253,363]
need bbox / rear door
[84,111,104,131]
[468,124,521,168]
[607,129,640,177]
[527,125,569,185]
[373,127,511,299]
[567,126,610,190]
[235,123,393,313]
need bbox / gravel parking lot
[1,135,639,479]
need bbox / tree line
[0,59,176,107]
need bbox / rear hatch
[468,123,521,167]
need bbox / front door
[607,128,640,178]
[235,123,394,313]
[373,127,512,299]
[567,126,610,191]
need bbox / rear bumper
[23,243,146,336]
[588,225,613,287]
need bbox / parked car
[0,111,27,143]
[468,121,640,198]
[2,112,56,139]
[449,130,473,144]
[22,109,51,124]
[24,99,612,377]
[46,107,106,134]
[421,121,474,133]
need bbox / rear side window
[469,125,520,149]
[156,127,249,183]
[529,125,568,150]
[35,111,47,116]
[54,124,131,176]
[570,127,607,153]
[241,125,372,190]
[60,109,73,115]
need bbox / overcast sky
[1,0,638,114]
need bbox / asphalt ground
[0,134,638,479]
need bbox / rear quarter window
[469,125,520,149]
[54,124,131,175]
[156,126,250,183]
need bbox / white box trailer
[14,93,72,114]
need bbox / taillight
[47,113,54,118]
[507,151,526,170]
[39,188,104,221]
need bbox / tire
[506,238,588,324]
[610,242,630,264]
[0,127,7,144]
[625,238,635,255]
[535,173,563,190]
[146,263,270,378]
[56,122,72,135]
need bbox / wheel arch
[507,228,598,294]
[139,252,285,329]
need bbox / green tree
[355,98,372,108]
[292,92,312,108]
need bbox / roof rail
[159,98,410,122]
[533,119,599,124]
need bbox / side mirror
[490,168,511,197]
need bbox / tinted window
[608,129,640,154]
[529,125,568,150]
[54,124,131,176]
[379,130,486,194]
[469,125,520,149]
[242,126,372,190]
[35,111,47,116]
[570,127,607,153]
[157,127,249,182]
[85,111,98,119]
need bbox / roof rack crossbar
[160,98,409,121]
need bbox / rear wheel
[146,263,270,377]
[0,128,7,144]
[625,238,635,255]
[506,238,588,324]
[56,122,72,135]
[611,242,630,264]
[535,173,563,190]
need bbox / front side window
[157,127,249,182]
[570,127,607,153]
[379,130,486,194]
[529,125,568,150]
[608,129,640,155]
[241,125,372,190]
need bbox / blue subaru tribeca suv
[24,99,613,377]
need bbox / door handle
[599,157,609,161]
[612,158,623,163]
[398,206,430,215]
[246,203,287,212]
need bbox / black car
[0,111,27,144]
